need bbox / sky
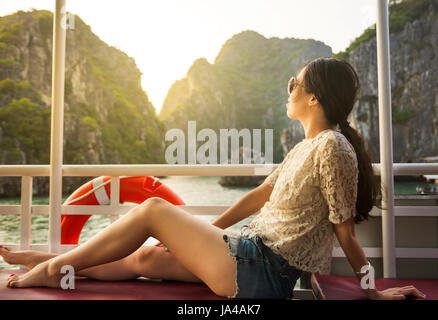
[0,0,378,114]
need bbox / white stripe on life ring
[92,177,111,205]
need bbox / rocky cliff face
[159,31,332,163]
[281,1,438,163]
[0,10,166,196]
[350,4,438,163]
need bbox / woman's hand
[369,286,426,300]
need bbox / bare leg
[1,246,137,280]
[2,245,201,282]
[0,246,56,269]
[7,198,235,297]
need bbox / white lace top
[244,128,358,275]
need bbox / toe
[9,279,21,288]
[6,275,18,287]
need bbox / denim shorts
[222,226,302,299]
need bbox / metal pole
[48,0,67,253]
[20,176,32,250]
[376,0,396,278]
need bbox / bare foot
[6,260,63,288]
[0,246,52,270]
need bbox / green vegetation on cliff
[159,31,332,162]
[0,97,50,163]
[0,10,165,167]
[334,0,437,59]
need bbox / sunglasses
[288,76,304,95]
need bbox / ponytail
[339,125,382,223]
[301,57,382,224]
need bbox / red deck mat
[0,269,227,300]
[314,273,438,300]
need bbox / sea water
[0,176,433,270]
[0,176,254,270]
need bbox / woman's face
[285,67,310,120]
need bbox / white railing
[0,163,437,261]
[376,0,396,277]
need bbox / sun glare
[0,0,377,114]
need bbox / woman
[0,57,426,300]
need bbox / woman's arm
[155,181,274,249]
[332,218,378,299]
[333,218,426,300]
[211,181,274,230]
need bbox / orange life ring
[61,176,185,244]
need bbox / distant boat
[416,184,438,194]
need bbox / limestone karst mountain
[0,10,166,196]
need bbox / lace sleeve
[263,151,291,187]
[318,138,358,224]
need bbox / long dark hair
[300,57,381,224]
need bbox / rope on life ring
[61,176,185,244]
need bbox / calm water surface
[0,176,254,270]
[0,176,434,270]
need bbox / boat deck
[314,274,438,300]
[0,269,225,300]
[1,269,437,300]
